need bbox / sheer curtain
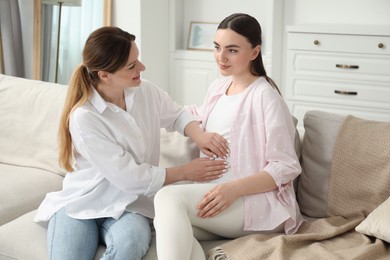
[0,0,25,77]
[42,0,104,84]
[41,5,54,81]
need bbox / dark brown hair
[218,13,281,95]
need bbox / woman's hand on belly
[196,181,240,218]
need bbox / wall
[284,0,390,25]
[139,0,170,92]
[112,0,141,42]
[112,0,170,92]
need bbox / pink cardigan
[188,76,304,234]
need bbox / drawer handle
[336,64,359,69]
[334,90,358,96]
[313,40,320,45]
[378,43,384,48]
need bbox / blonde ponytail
[58,64,92,172]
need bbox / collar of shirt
[89,86,136,114]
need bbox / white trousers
[153,183,283,260]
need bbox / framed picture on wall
[187,22,218,51]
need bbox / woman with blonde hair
[34,26,228,260]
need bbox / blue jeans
[47,208,151,260]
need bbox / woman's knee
[105,235,150,260]
[48,208,99,260]
[155,184,199,208]
[154,185,179,205]
[102,213,151,259]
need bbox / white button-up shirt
[34,80,194,222]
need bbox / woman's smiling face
[110,42,145,88]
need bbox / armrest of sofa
[0,164,63,225]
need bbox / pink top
[187,76,304,234]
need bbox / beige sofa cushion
[297,110,346,219]
[0,75,67,176]
[356,196,390,243]
[0,164,63,225]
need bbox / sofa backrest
[297,110,346,219]
[159,128,200,168]
[0,74,68,176]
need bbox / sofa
[0,74,230,260]
[0,74,388,259]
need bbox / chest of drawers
[285,25,390,134]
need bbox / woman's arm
[164,157,228,185]
[184,121,229,158]
[196,171,276,218]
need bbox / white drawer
[287,78,390,108]
[288,51,390,78]
[285,25,390,136]
[288,33,390,55]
